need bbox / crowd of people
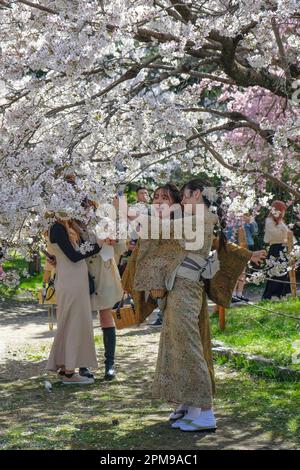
[40,177,299,433]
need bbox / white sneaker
[179,410,217,432]
[62,373,94,385]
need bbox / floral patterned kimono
[122,210,252,408]
[133,209,218,408]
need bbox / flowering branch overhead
[0,0,300,255]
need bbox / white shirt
[264,217,289,245]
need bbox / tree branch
[18,0,59,15]
[45,55,160,117]
[197,134,300,199]
[182,107,275,142]
[271,18,292,80]
[136,27,294,99]
[169,0,196,23]
[0,0,11,9]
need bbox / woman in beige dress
[46,219,102,384]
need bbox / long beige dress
[46,236,98,371]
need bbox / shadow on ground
[1,327,299,450]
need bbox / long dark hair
[181,179,227,251]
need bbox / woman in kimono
[122,183,182,329]
[132,179,267,432]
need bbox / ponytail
[181,179,227,252]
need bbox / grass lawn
[211,298,300,371]
[0,330,300,450]
[0,254,44,299]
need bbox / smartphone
[40,247,55,261]
[117,184,126,198]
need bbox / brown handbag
[205,242,252,308]
[112,295,138,329]
[38,278,56,305]
[150,288,167,299]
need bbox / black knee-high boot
[102,327,116,380]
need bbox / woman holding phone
[76,198,125,380]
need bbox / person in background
[262,201,291,300]
[227,213,258,303]
[136,187,149,204]
[128,186,150,244]
[0,247,5,281]
[118,186,150,276]
[242,213,258,250]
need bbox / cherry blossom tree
[0,0,300,260]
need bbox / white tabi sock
[192,408,216,426]
[185,406,201,420]
[179,408,217,431]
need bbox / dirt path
[0,300,298,450]
[0,287,264,362]
[0,301,54,363]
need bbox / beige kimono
[123,211,252,407]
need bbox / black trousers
[262,243,291,300]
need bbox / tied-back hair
[81,197,98,211]
[57,219,81,247]
[181,179,227,251]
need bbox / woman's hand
[112,195,119,210]
[107,238,117,246]
[97,237,117,247]
[250,250,267,266]
[97,238,105,248]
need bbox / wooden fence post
[219,305,226,330]
[287,230,297,297]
